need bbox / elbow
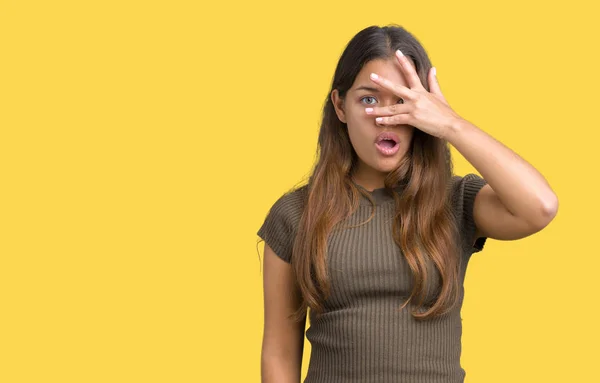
[531,193,559,230]
[542,193,559,221]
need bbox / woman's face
[332,58,416,189]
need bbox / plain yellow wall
[1,0,598,382]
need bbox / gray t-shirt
[258,173,488,383]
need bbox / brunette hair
[262,24,462,322]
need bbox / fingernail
[396,49,403,57]
[370,73,378,80]
[432,67,437,76]
[365,108,373,114]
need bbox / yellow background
[1,0,598,382]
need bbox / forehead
[350,58,416,93]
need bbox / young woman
[257,24,558,383]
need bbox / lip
[374,131,400,145]
[374,131,400,156]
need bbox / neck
[351,174,386,192]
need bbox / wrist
[444,117,470,143]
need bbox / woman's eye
[360,96,377,105]
[360,96,404,105]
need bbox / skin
[331,58,417,192]
[342,49,558,242]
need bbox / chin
[372,158,401,174]
[378,164,399,173]
[380,153,404,165]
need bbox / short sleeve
[257,189,305,264]
[451,173,488,254]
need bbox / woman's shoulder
[449,173,487,205]
[261,184,308,230]
[257,184,308,263]
[449,173,488,253]
[270,183,308,212]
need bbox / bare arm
[261,243,307,383]
[446,118,559,242]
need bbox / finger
[375,113,412,126]
[428,67,448,105]
[365,103,411,117]
[370,73,416,101]
[395,50,424,90]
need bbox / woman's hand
[365,50,463,140]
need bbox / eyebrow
[354,85,381,92]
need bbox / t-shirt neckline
[351,180,406,206]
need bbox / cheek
[347,127,372,156]
[346,112,373,137]
[399,126,415,144]
[346,127,361,147]
[347,103,371,122]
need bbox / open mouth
[377,138,397,149]
[375,132,400,155]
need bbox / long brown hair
[280,25,462,322]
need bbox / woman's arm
[261,243,306,383]
[362,51,558,241]
[446,118,559,241]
